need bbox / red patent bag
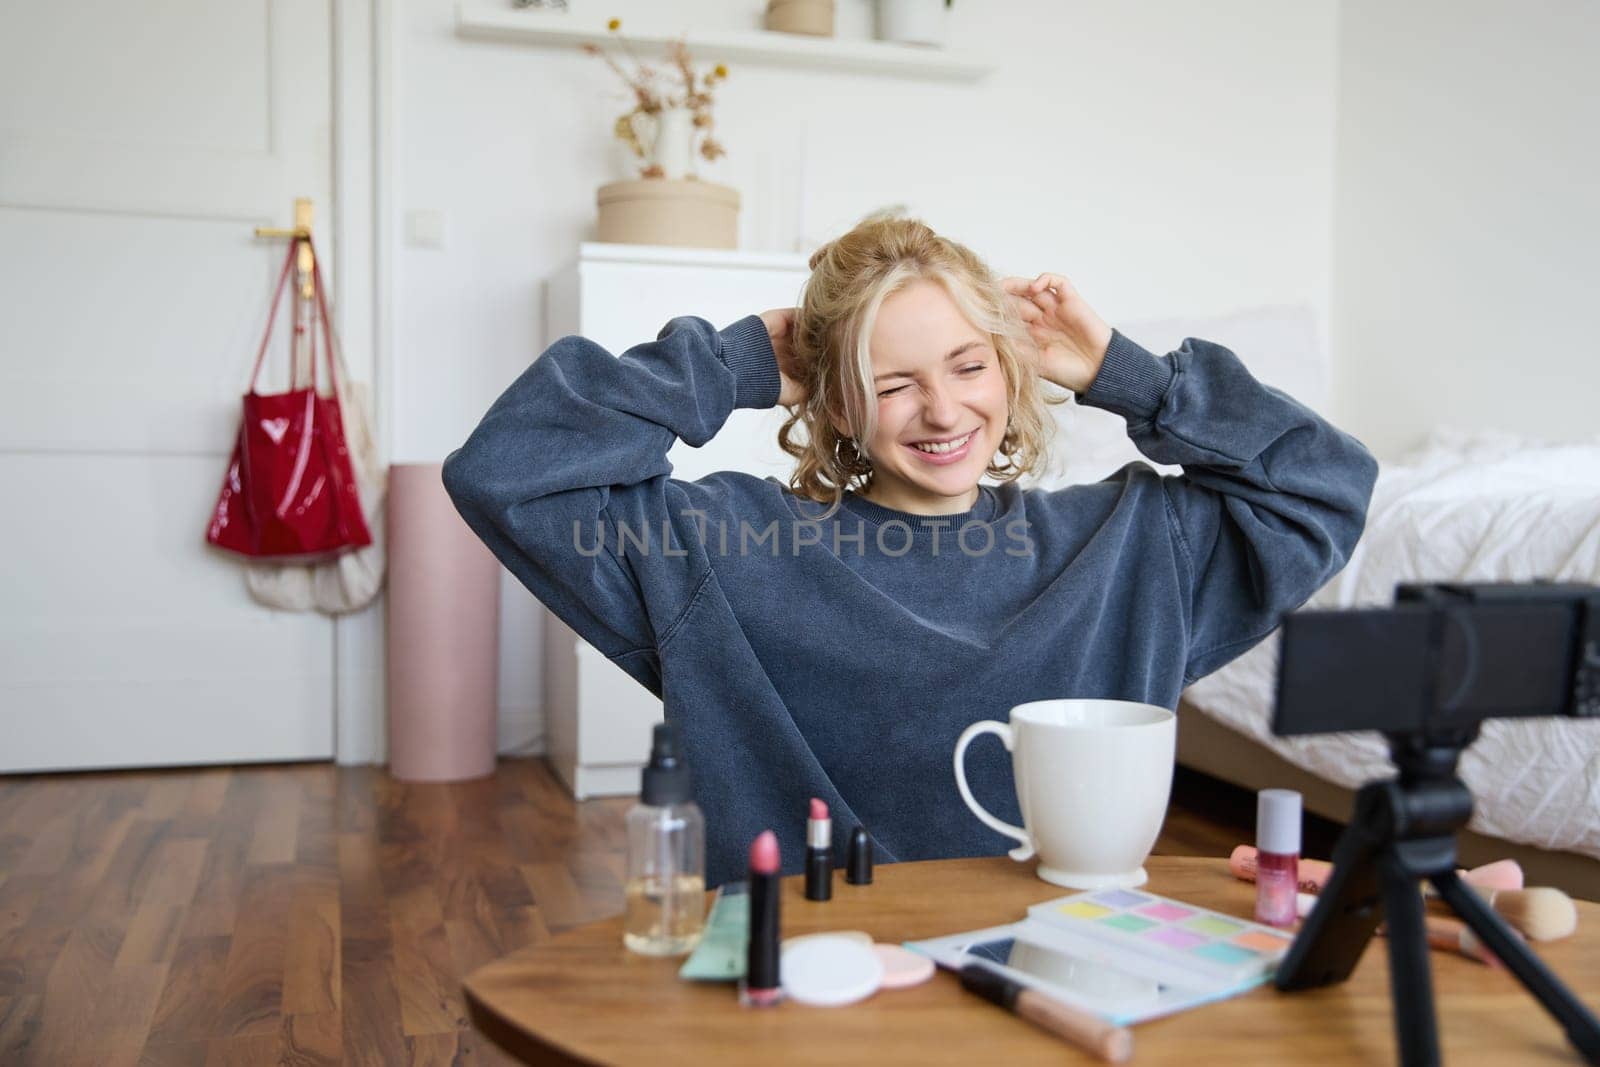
[206,239,373,560]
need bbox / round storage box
[596,179,740,250]
[765,0,835,36]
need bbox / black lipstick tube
[805,814,833,901]
[741,861,782,1006]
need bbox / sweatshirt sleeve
[441,314,780,695]
[1079,330,1379,685]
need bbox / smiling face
[845,278,1011,515]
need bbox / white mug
[953,699,1176,889]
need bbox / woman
[443,216,1378,886]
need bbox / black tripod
[1275,729,1600,1065]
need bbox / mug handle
[953,720,1035,862]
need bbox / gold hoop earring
[835,435,871,474]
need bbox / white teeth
[912,430,974,454]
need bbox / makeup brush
[1470,886,1578,942]
[1425,858,1524,896]
[959,962,1133,1063]
[1456,923,1506,967]
[1417,915,1510,968]
[1295,894,1514,967]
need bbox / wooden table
[464,856,1600,1065]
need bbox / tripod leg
[1276,783,1385,991]
[1379,852,1440,1067]
[1432,871,1600,1064]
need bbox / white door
[0,1,339,771]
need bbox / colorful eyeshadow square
[1192,942,1258,966]
[1136,903,1192,922]
[1090,889,1149,909]
[1232,931,1292,953]
[1182,916,1244,937]
[1057,901,1113,919]
[1100,914,1157,933]
[1145,927,1205,950]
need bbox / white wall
[391,0,1341,752]
[1331,0,1600,459]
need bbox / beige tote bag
[244,310,387,614]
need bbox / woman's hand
[760,307,807,407]
[1001,273,1114,395]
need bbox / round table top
[463,855,1600,1065]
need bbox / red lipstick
[741,830,783,1007]
[805,798,833,902]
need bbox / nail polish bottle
[1255,789,1301,929]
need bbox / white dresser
[542,243,811,798]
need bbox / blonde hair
[778,214,1064,517]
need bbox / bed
[1179,428,1600,899]
[1051,308,1600,900]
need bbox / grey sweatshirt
[443,315,1377,886]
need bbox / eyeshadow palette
[1027,889,1295,985]
[904,889,1298,1026]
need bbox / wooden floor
[0,759,1312,1066]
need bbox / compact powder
[779,935,885,1007]
[873,944,936,989]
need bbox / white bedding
[1181,429,1600,860]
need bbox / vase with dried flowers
[584,19,727,180]
[585,19,741,249]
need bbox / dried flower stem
[586,19,729,175]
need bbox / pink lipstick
[740,830,783,1007]
[805,798,833,902]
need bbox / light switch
[406,209,447,248]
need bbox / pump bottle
[623,723,706,955]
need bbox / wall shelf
[573,242,809,271]
[455,4,993,82]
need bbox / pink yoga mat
[386,462,500,782]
